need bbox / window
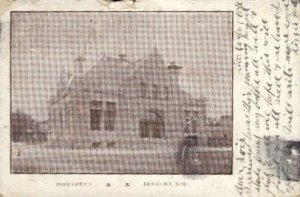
[164,86,169,100]
[91,101,102,108]
[140,82,147,98]
[140,120,163,138]
[104,102,116,131]
[94,90,102,94]
[90,101,103,130]
[90,109,102,130]
[139,111,164,138]
[140,121,148,138]
[90,101,117,131]
[152,84,158,99]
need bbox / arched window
[139,110,164,138]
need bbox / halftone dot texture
[11,12,232,174]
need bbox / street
[12,143,232,174]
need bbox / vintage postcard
[0,0,299,197]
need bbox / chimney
[167,61,183,70]
[167,61,182,83]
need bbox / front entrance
[139,110,164,138]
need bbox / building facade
[49,48,207,148]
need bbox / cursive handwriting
[235,0,299,196]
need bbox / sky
[11,12,232,120]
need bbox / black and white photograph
[10,11,233,174]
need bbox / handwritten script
[234,0,299,196]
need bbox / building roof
[56,48,206,105]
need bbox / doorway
[139,110,164,138]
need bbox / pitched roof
[57,48,206,105]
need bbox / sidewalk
[11,143,232,174]
[12,143,231,158]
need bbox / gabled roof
[55,48,206,105]
[83,54,134,93]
